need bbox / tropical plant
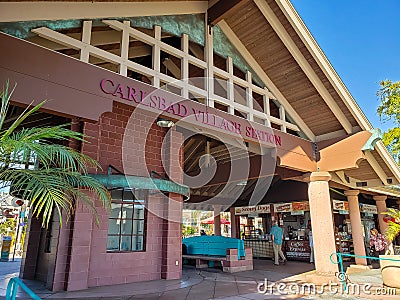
[0,81,110,227]
[377,79,400,164]
[383,208,400,244]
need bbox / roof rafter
[254,0,353,135]
[218,20,315,141]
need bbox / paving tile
[159,287,190,300]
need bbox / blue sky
[291,0,400,132]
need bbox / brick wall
[65,102,183,290]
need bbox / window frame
[106,188,148,253]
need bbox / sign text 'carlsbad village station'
[100,78,282,147]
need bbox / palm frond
[0,81,16,130]
[0,82,111,227]
[0,168,110,227]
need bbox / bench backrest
[182,236,245,259]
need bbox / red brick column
[64,120,98,291]
[161,127,183,280]
[230,207,238,238]
[214,205,222,236]
[19,212,42,280]
[66,201,94,291]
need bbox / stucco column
[344,190,367,265]
[373,195,388,234]
[306,172,338,275]
[214,205,221,236]
[230,207,237,238]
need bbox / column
[306,172,338,275]
[161,193,183,280]
[344,190,367,265]
[161,127,184,280]
[374,195,388,234]
[214,205,221,236]
[230,207,237,238]
[66,200,94,291]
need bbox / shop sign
[339,210,349,215]
[291,210,304,215]
[292,201,309,212]
[100,78,283,147]
[359,204,378,214]
[285,240,311,261]
[235,204,271,215]
[333,200,349,212]
[274,203,292,213]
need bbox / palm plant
[0,82,110,227]
[383,208,400,244]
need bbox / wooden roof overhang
[208,0,400,191]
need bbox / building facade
[0,0,399,291]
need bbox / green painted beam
[89,174,190,200]
[362,128,382,151]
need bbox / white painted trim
[330,173,386,190]
[218,20,315,141]
[375,141,400,182]
[0,1,208,22]
[80,21,92,63]
[32,27,82,49]
[205,22,215,108]
[367,187,400,198]
[254,0,353,134]
[181,34,189,98]
[31,17,301,137]
[315,129,347,142]
[119,20,130,76]
[364,151,387,186]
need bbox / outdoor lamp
[156,117,174,128]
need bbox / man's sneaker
[283,259,287,265]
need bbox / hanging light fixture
[156,117,174,128]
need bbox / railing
[330,252,400,291]
[6,277,41,300]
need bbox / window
[107,188,147,252]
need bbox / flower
[383,208,400,243]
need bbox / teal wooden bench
[182,236,252,272]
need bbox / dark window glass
[107,188,147,252]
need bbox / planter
[379,255,400,288]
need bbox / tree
[377,79,400,164]
[0,82,110,227]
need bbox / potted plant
[380,208,400,288]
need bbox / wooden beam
[0,1,208,22]
[317,131,372,172]
[218,20,315,141]
[162,59,181,80]
[208,0,248,26]
[254,0,353,134]
[364,151,388,186]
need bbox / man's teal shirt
[270,225,283,245]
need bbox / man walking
[270,221,287,266]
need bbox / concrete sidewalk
[1,259,398,300]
